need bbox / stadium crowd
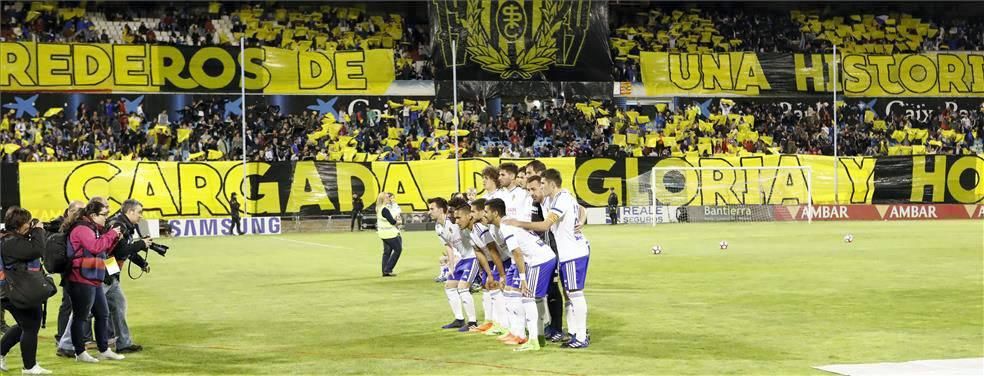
[0,1,432,79]
[2,96,981,163]
[1,2,982,162]
[610,4,984,81]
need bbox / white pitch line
[275,237,354,250]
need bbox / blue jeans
[104,281,132,349]
[66,282,110,355]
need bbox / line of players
[427,161,590,351]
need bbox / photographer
[43,201,84,234]
[51,201,85,348]
[351,194,364,232]
[229,193,244,236]
[62,200,126,363]
[0,207,52,374]
[102,200,149,354]
[607,188,619,225]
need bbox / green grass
[19,220,984,375]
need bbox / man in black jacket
[43,201,84,234]
[229,193,244,235]
[102,199,151,353]
[351,194,364,231]
[607,188,619,225]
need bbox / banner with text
[0,42,396,94]
[639,52,984,97]
[13,155,984,220]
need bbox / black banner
[430,0,612,97]
[873,155,984,204]
[434,81,612,102]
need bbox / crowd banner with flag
[6,155,982,221]
[0,42,396,95]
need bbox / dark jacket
[1,228,45,266]
[353,198,365,214]
[105,214,149,283]
[230,198,242,219]
[44,216,65,233]
[608,192,618,207]
[0,228,46,300]
[380,207,397,226]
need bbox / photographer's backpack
[43,232,70,273]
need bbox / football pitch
[27,220,982,375]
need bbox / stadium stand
[2,96,980,162]
[0,1,432,79]
[610,4,984,81]
[1,2,981,162]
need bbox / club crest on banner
[433,0,591,79]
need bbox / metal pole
[452,39,460,192]
[240,37,249,218]
[832,44,839,204]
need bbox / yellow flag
[177,128,192,143]
[43,107,63,118]
[206,150,224,160]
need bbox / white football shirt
[548,190,590,262]
[469,222,493,251]
[505,186,533,222]
[499,221,555,266]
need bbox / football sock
[459,288,476,323]
[508,291,525,337]
[522,297,539,341]
[493,290,508,326]
[569,291,587,341]
[481,291,492,323]
[445,287,464,320]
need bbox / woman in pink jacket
[61,201,126,363]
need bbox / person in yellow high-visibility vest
[376,192,402,277]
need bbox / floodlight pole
[452,39,460,193]
[832,44,839,204]
[240,37,249,218]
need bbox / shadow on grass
[263,267,432,287]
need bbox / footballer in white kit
[428,197,479,331]
[454,200,500,333]
[486,197,556,352]
[499,163,533,222]
[503,169,591,348]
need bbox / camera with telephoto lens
[149,243,169,257]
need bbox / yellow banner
[639,51,773,96]
[16,156,984,220]
[0,42,395,94]
[795,52,984,96]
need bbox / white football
[844,234,854,243]
[719,240,729,250]
[652,245,662,254]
